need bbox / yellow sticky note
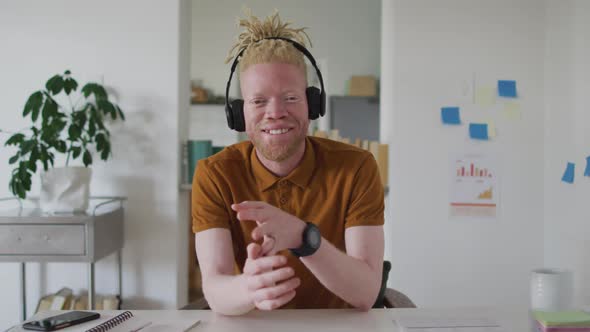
[475,86,495,106]
[503,101,521,120]
[486,119,497,138]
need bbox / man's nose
[264,98,288,119]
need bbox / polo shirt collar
[251,137,316,192]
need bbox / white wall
[0,0,190,328]
[381,0,546,308]
[544,0,590,308]
[191,0,381,97]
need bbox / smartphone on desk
[22,311,100,331]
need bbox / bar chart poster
[450,153,499,217]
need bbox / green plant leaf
[54,119,67,133]
[97,99,116,119]
[76,111,87,128]
[23,91,44,117]
[28,148,38,173]
[63,77,79,95]
[95,133,106,151]
[100,143,111,160]
[56,140,67,153]
[15,180,26,199]
[81,83,94,98]
[83,150,92,167]
[30,145,39,160]
[9,177,16,197]
[68,125,82,141]
[18,161,28,178]
[88,118,96,137]
[21,140,35,155]
[71,146,82,159]
[9,154,20,164]
[21,171,32,191]
[28,161,37,173]
[94,84,108,100]
[41,98,58,120]
[5,133,25,146]
[32,107,40,122]
[116,105,125,121]
[46,74,64,95]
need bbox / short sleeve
[191,160,231,233]
[344,154,385,228]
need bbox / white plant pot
[40,166,92,213]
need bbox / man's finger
[231,201,267,211]
[251,223,271,241]
[236,209,267,223]
[243,255,287,275]
[247,266,295,290]
[251,277,300,303]
[247,242,261,260]
[260,235,275,256]
[255,289,297,311]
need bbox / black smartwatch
[289,222,321,257]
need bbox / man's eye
[252,99,266,105]
[286,96,299,102]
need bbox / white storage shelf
[181,104,244,191]
[188,104,241,146]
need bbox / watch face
[307,226,321,248]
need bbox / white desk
[15,307,533,332]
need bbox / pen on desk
[182,320,201,332]
[130,321,152,332]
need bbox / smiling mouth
[262,128,292,135]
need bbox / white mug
[530,268,574,311]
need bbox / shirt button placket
[279,181,288,207]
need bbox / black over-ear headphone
[224,37,326,132]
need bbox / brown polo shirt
[191,136,384,309]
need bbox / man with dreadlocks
[192,10,384,315]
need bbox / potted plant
[1,70,125,212]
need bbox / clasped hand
[232,201,306,310]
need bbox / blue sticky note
[469,123,489,140]
[498,80,517,98]
[441,107,461,125]
[562,162,575,184]
[585,156,590,177]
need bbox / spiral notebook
[84,311,200,332]
[84,311,148,332]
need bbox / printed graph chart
[450,154,499,218]
[456,163,493,178]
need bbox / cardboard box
[349,76,377,97]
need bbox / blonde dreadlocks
[226,9,312,77]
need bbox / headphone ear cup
[230,99,246,132]
[225,104,235,130]
[306,87,322,120]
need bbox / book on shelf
[35,287,73,313]
[52,287,73,310]
[35,294,53,313]
[313,130,328,138]
[74,294,121,310]
[533,311,590,332]
[36,291,121,313]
